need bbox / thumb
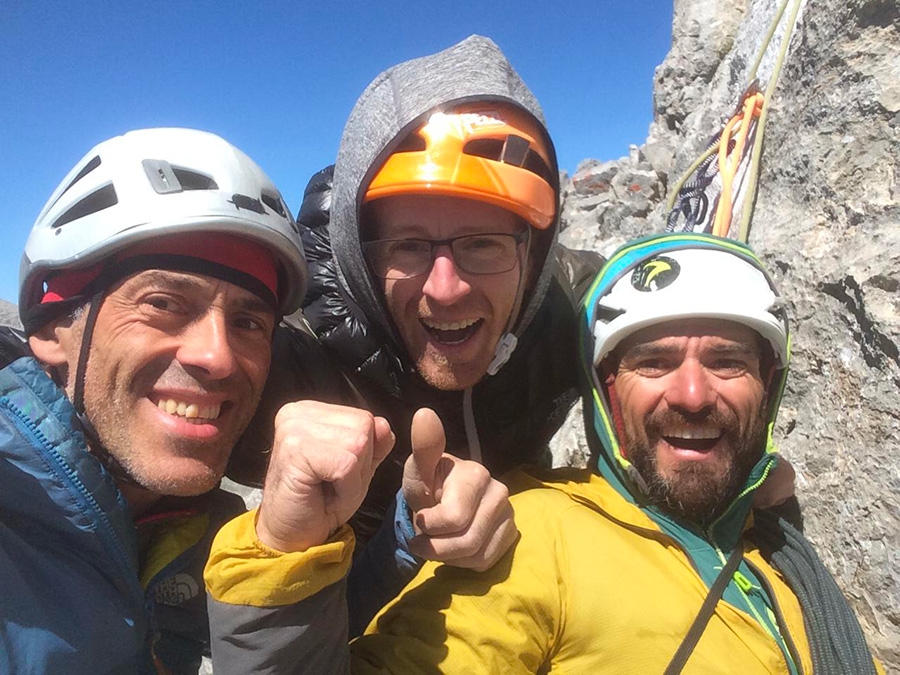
[403,408,446,512]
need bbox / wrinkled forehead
[614,318,764,360]
[107,267,275,317]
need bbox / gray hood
[331,34,561,370]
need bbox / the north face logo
[154,573,201,606]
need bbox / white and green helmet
[589,235,789,369]
[581,233,791,477]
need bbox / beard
[624,404,769,523]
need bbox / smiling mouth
[421,317,483,345]
[661,426,723,452]
[155,398,223,424]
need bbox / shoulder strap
[664,542,744,675]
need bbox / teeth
[156,398,221,420]
[663,426,721,440]
[422,318,479,331]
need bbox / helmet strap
[71,287,141,487]
[602,370,630,460]
[71,289,102,417]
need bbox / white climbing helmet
[592,244,789,368]
[19,127,307,319]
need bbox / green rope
[738,0,804,242]
[752,510,878,675]
[749,0,794,81]
[665,0,805,242]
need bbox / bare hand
[401,408,518,571]
[256,401,395,552]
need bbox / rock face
[552,0,900,667]
[0,300,21,330]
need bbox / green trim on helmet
[578,232,792,499]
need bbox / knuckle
[493,481,510,501]
[354,409,377,431]
[468,461,490,481]
[347,429,371,457]
[469,558,493,573]
[274,400,313,424]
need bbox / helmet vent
[143,159,218,194]
[64,155,102,194]
[45,155,103,215]
[230,193,266,214]
[395,134,427,153]
[500,134,530,166]
[260,190,286,217]
[596,305,626,324]
[463,137,554,186]
[171,167,218,191]
[51,183,118,229]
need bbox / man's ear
[29,326,68,367]
[28,313,82,374]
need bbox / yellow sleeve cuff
[204,508,355,607]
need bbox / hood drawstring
[486,229,533,377]
[462,387,482,464]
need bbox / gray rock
[555,0,900,667]
[0,300,21,330]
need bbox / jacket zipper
[1,396,141,595]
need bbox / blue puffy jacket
[0,329,243,674]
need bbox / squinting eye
[146,296,175,312]
[634,359,669,375]
[711,359,748,374]
[233,315,274,335]
[461,237,502,251]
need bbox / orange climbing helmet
[364,103,557,229]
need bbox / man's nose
[664,359,717,413]
[421,247,471,306]
[176,310,237,380]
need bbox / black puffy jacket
[289,166,604,542]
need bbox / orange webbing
[713,92,765,237]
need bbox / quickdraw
[666,0,806,243]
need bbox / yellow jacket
[206,467,887,674]
[351,468,815,674]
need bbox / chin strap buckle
[486,333,518,376]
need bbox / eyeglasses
[363,231,528,280]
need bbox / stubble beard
[415,349,487,391]
[81,371,257,497]
[626,406,769,523]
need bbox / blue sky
[1,1,672,305]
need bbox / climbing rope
[666,0,805,243]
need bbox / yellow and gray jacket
[205,235,882,674]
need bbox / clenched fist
[256,401,395,553]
